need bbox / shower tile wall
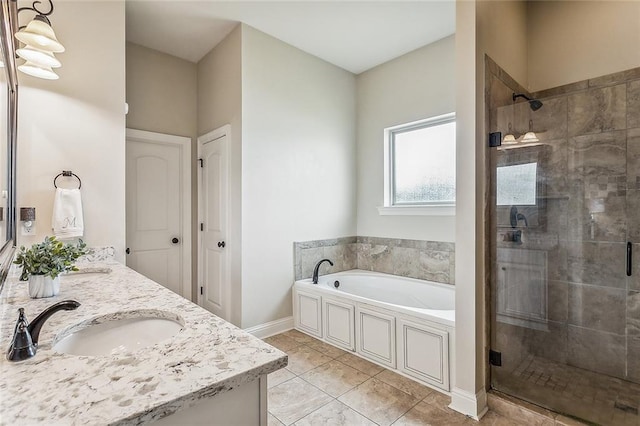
[490,60,640,389]
[294,237,358,281]
[293,237,455,285]
[357,236,455,284]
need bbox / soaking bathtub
[293,269,455,392]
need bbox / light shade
[18,61,59,80]
[15,16,65,53]
[521,131,539,143]
[502,134,517,145]
[16,45,61,68]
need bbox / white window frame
[380,112,456,216]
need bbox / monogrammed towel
[52,188,84,239]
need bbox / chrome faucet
[312,259,333,284]
[6,300,80,362]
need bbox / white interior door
[126,129,191,299]
[198,126,229,320]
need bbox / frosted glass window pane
[497,162,537,206]
[393,121,456,204]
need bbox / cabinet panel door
[323,298,355,351]
[397,318,449,391]
[356,306,396,367]
[295,290,322,338]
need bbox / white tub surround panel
[295,290,323,338]
[323,297,356,351]
[0,262,286,425]
[294,270,454,393]
[357,305,397,368]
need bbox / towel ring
[53,171,81,189]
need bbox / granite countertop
[0,261,287,425]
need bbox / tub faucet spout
[312,259,334,284]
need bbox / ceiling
[126,1,455,75]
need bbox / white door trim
[126,128,192,301]
[197,124,231,315]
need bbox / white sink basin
[53,310,184,356]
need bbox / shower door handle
[628,242,633,277]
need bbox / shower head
[513,93,543,111]
[529,99,543,111]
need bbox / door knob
[172,238,180,244]
[126,248,130,255]
[218,241,225,248]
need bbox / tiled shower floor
[494,354,640,425]
[263,330,520,425]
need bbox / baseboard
[449,387,488,420]
[244,316,294,339]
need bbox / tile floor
[263,330,522,426]
[494,354,640,426]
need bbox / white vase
[28,275,60,298]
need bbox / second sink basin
[53,310,184,356]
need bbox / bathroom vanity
[0,262,287,424]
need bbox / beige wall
[477,0,528,89]
[198,25,242,136]
[241,25,356,328]
[17,1,126,261]
[126,42,197,138]
[451,0,530,417]
[197,25,243,326]
[126,42,198,295]
[528,1,640,92]
[450,0,484,416]
[474,1,640,95]
[355,35,456,242]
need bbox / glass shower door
[488,59,640,425]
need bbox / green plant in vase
[14,236,87,298]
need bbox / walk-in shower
[487,55,640,425]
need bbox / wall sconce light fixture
[502,123,517,145]
[520,119,539,143]
[19,207,35,235]
[14,0,64,80]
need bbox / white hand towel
[52,188,84,239]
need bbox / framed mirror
[0,0,19,293]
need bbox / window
[496,162,538,206]
[381,113,456,215]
